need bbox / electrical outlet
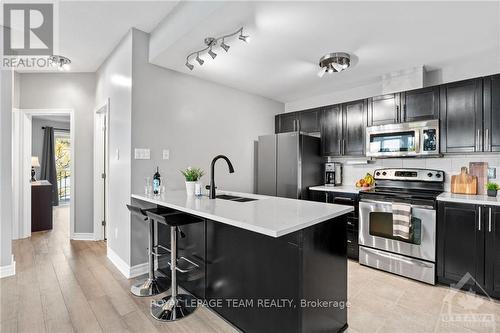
[163,149,170,160]
[134,148,150,160]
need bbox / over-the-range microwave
[366,119,440,158]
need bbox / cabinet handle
[489,207,492,232]
[403,104,407,122]
[338,139,341,155]
[395,105,399,123]
[342,139,346,155]
[478,206,481,231]
[476,129,481,151]
[325,193,328,203]
[485,129,490,151]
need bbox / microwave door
[368,130,417,157]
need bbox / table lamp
[31,156,40,181]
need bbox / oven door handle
[360,199,434,210]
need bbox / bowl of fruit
[356,173,375,189]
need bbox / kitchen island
[131,191,353,333]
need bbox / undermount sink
[216,194,258,202]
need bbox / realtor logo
[3,3,53,55]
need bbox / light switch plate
[163,149,170,160]
[134,148,150,160]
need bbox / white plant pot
[185,181,196,196]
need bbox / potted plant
[487,182,499,197]
[181,167,205,196]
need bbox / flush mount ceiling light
[317,52,350,77]
[49,55,71,71]
[185,27,250,71]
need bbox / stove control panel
[374,168,445,182]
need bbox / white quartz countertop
[131,190,353,238]
[309,185,361,194]
[437,192,500,207]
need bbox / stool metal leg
[131,219,169,297]
[150,226,198,321]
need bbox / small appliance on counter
[324,162,342,186]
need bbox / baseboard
[0,255,16,279]
[106,246,149,279]
[72,233,95,241]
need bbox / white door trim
[12,108,75,239]
[93,98,110,241]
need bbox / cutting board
[469,162,488,195]
[451,167,478,195]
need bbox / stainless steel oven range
[358,168,445,284]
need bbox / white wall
[0,69,14,270]
[95,31,133,266]
[127,29,283,266]
[18,73,96,233]
[330,155,500,193]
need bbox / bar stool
[126,204,172,297]
[146,211,203,321]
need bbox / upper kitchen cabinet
[298,108,321,133]
[401,86,440,122]
[275,112,298,133]
[342,99,368,156]
[440,78,483,153]
[275,108,321,134]
[321,99,367,157]
[320,104,343,156]
[368,93,400,126]
[483,74,500,152]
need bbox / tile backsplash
[328,154,500,192]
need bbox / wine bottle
[153,167,161,195]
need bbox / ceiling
[149,1,500,103]
[16,1,179,72]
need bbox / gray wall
[19,73,96,233]
[129,29,283,265]
[31,117,71,180]
[0,69,13,268]
[95,31,133,265]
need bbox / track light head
[196,53,204,65]
[238,34,250,43]
[208,48,217,59]
[220,40,230,52]
[185,61,194,70]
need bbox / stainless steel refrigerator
[257,132,322,199]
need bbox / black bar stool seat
[148,211,204,321]
[126,205,174,297]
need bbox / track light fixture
[317,52,351,77]
[208,48,217,59]
[49,55,71,71]
[184,27,249,70]
[196,53,204,65]
[220,39,230,52]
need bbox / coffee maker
[325,162,342,186]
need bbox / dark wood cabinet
[485,205,500,298]
[298,108,321,133]
[437,202,484,286]
[31,181,53,232]
[276,112,298,133]
[440,79,483,153]
[401,86,440,122]
[320,105,343,156]
[368,93,400,126]
[342,99,367,156]
[483,74,500,152]
[321,100,367,157]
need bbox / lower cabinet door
[437,202,485,287]
[485,206,500,298]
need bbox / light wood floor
[1,206,499,333]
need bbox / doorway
[94,99,109,241]
[12,109,75,240]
